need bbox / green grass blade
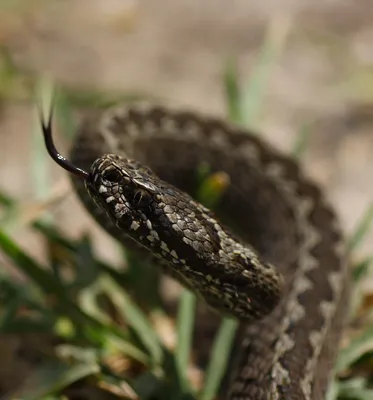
[54,88,77,140]
[335,377,373,400]
[61,85,153,109]
[0,295,21,329]
[72,235,102,290]
[348,201,373,251]
[241,17,291,129]
[175,290,196,391]
[0,228,68,296]
[352,257,373,284]
[0,228,150,361]
[326,378,339,400]
[201,318,238,400]
[292,123,311,159]
[223,57,243,125]
[33,221,129,288]
[77,280,152,365]
[101,276,164,367]
[350,257,373,317]
[78,277,120,327]
[0,191,14,208]
[32,103,51,200]
[125,249,162,308]
[338,387,373,400]
[31,77,56,233]
[335,324,373,372]
[17,361,100,400]
[0,227,95,327]
[133,371,166,400]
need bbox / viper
[41,103,349,399]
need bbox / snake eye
[102,168,122,183]
[132,189,152,208]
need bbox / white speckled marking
[161,241,170,252]
[130,221,140,231]
[150,230,160,240]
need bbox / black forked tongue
[39,105,89,179]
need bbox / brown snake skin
[65,103,350,400]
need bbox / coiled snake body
[42,103,350,399]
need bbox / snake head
[86,153,229,265]
[86,153,159,222]
[85,154,203,251]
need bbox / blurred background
[0,0,372,399]
[1,0,373,258]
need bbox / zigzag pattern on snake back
[42,103,350,400]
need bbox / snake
[41,102,350,400]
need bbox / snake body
[55,104,349,399]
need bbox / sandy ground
[0,0,372,270]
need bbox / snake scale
[41,103,350,400]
